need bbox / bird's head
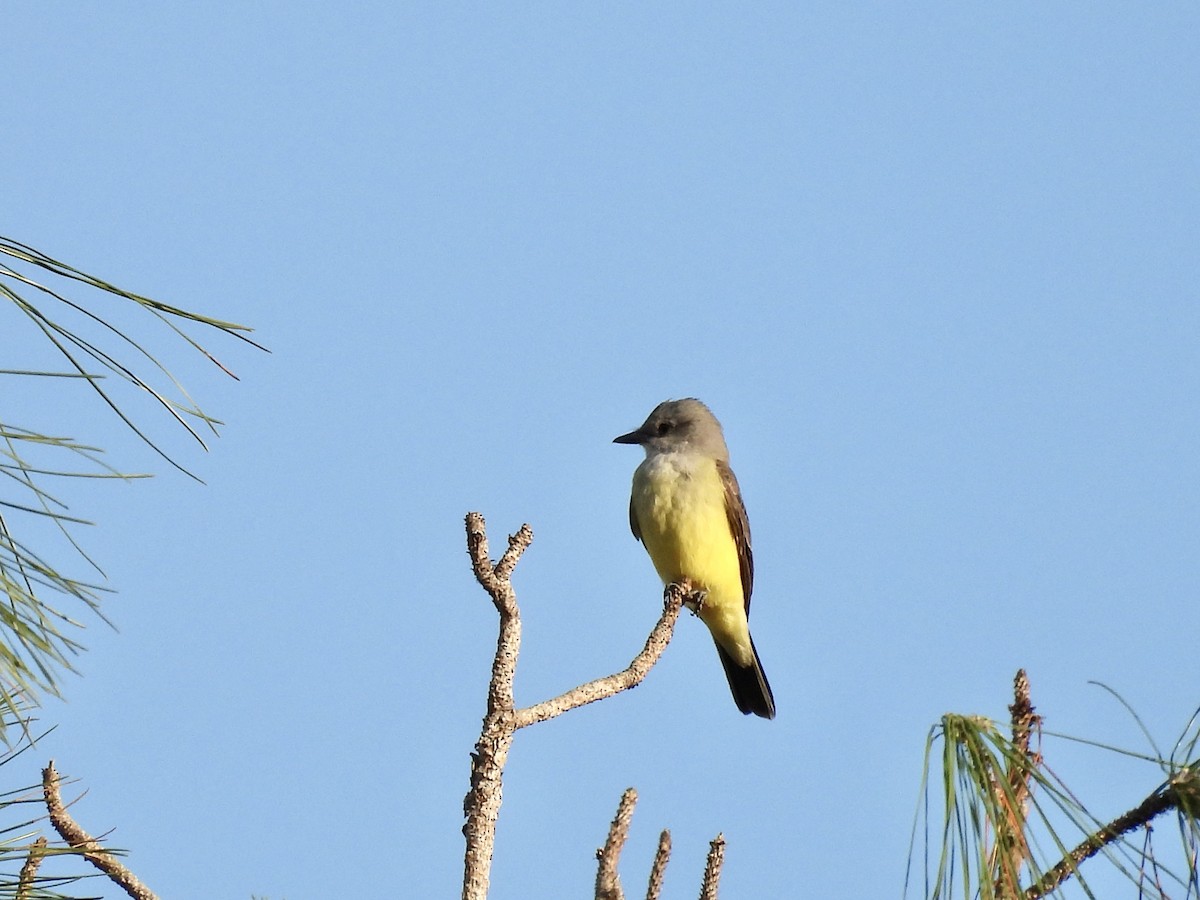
[613,398,730,459]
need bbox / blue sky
[6,4,1199,898]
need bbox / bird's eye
[656,421,672,435]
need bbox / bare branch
[465,511,531,615]
[42,761,157,900]
[596,787,637,900]
[461,513,684,900]
[462,513,530,900]
[645,830,671,900]
[16,835,47,900]
[699,833,725,900]
[464,512,531,720]
[494,524,534,583]
[514,583,684,728]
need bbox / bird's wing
[717,459,754,613]
[628,493,643,543]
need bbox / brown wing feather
[628,494,642,542]
[716,460,754,614]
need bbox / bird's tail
[715,636,775,719]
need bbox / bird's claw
[666,581,707,615]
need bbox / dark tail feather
[715,637,775,719]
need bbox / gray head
[613,398,730,459]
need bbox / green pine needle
[0,236,264,735]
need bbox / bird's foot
[667,580,707,615]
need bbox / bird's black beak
[613,428,644,445]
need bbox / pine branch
[15,835,48,900]
[991,669,1040,898]
[1026,766,1199,899]
[42,761,157,900]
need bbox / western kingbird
[614,399,775,719]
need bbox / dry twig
[645,829,671,900]
[699,833,726,900]
[513,582,685,728]
[461,514,531,900]
[596,788,638,900]
[595,789,716,900]
[42,761,157,900]
[16,835,48,900]
[460,513,684,900]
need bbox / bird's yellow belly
[631,455,752,662]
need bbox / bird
[614,398,775,719]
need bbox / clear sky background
[5,5,1199,898]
